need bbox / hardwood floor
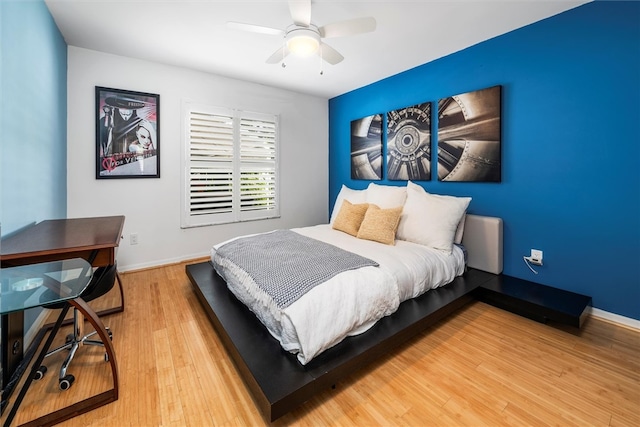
[4,260,639,426]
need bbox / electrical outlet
[531,249,543,262]
[130,233,139,245]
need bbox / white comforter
[211,224,465,365]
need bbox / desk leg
[82,270,124,318]
[95,270,126,317]
[68,297,118,398]
[87,250,124,318]
[3,305,71,427]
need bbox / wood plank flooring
[4,260,639,426]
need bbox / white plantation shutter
[182,103,279,227]
[239,115,277,218]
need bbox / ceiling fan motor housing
[286,25,321,56]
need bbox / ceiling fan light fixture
[286,28,320,57]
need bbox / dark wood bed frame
[186,207,597,422]
[186,261,496,421]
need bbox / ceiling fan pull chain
[319,47,324,75]
[281,38,287,68]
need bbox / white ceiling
[45,0,589,99]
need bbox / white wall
[67,47,329,271]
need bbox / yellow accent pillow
[332,200,370,236]
[357,204,403,245]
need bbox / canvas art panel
[96,86,160,179]
[437,85,501,182]
[350,114,383,180]
[386,102,432,181]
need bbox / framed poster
[350,114,383,180]
[437,85,501,182]
[96,86,160,179]
[386,102,432,181]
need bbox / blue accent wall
[1,0,68,332]
[329,1,640,320]
[1,0,68,237]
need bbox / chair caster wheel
[65,334,74,344]
[104,352,109,362]
[59,374,75,391]
[108,330,113,341]
[34,366,47,380]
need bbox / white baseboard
[589,307,640,331]
[117,251,210,273]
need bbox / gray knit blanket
[213,230,379,309]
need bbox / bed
[187,182,503,421]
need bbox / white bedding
[211,224,465,365]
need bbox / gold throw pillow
[332,200,370,236]
[357,204,403,245]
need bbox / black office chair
[35,263,118,390]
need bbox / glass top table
[0,258,93,315]
[1,258,98,426]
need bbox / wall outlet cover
[531,249,543,261]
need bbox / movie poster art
[437,85,501,182]
[350,114,383,180]
[96,86,160,179]
[386,102,432,181]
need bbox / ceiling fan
[227,0,376,66]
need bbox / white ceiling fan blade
[288,0,311,27]
[319,42,344,65]
[319,17,377,38]
[227,21,283,36]
[266,45,290,64]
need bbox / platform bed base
[186,261,495,422]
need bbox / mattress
[211,224,465,364]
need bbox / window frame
[181,101,280,228]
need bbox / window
[181,102,279,228]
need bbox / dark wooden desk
[0,216,125,394]
[0,216,124,268]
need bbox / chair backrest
[81,263,117,303]
[41,263,118,308]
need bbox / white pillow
[397,182,471,253]
[405,181,468,244]
[366,182,407,209]
[454,213,467,244]
[330,185,368,225]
